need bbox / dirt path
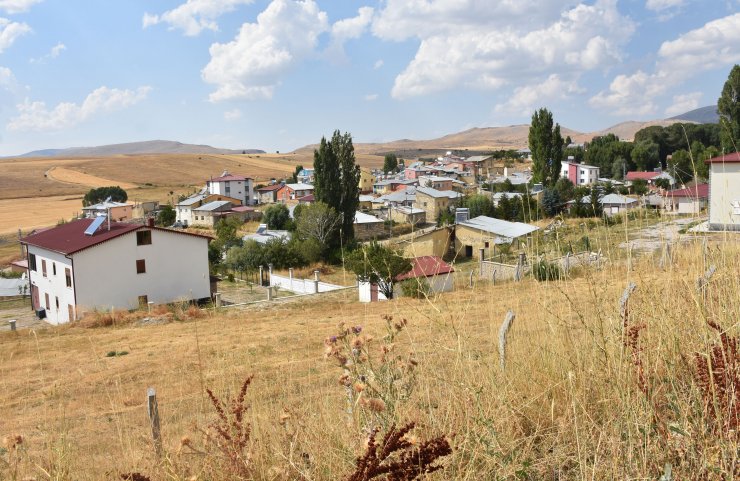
[46,166,138,190]
[619,216,704,253]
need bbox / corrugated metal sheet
[460,216,539,239]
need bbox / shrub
[400,278,431,298]
[532,259,562,281]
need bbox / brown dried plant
[345,422,452,481]
[204,375,254,479]
[694,319,740,436]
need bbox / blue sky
[0,0,737,155]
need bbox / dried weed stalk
[694,319,739,436]
[345,422,452,481]
[204,375,254,478]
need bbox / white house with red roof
[207,170,254,205]
[359,256,454,302]
[20,218,212,325]
[706,152,740,231]
[625,170,675,189]
[663,183,709,214]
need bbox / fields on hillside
[1,239,738,480]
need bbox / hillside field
[0,238,738,480]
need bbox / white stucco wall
[73,228,210,312]
[709,163,740,230]
[210,179,254,206]
[27,246,76,325]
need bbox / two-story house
[206,171,254,205]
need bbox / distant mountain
[15,140,264,158]
[295,119,691,155]
[668,105,719,124]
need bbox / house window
[42,260,47,277]
[65,268,72,288]
[138,295,148,307]
[136,259,146,274]
[485,241,489,248]
[137,230,152,245]
[52,262,57,276]
[29,254,37,271]
[45,293,50,310]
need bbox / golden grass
[46,167,138,190]
[0,238,738,479]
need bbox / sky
[0,0,738,156]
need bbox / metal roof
[354,211,383,224]
[459,215,539,239]
[194,200,232,212]
[284,183,314,191]
[81,200,131,210]
[177,194,207,206]
[415,187,461,199]
[573,194,638,205]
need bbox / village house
[466,155,503,178]
[567,193,639,215]
[359,168,377,194]
[560,161,600,186]
[413,187,461,221]
[454,216,539,258]
[663,183,709,214]
[20,218,211,325]
[706,152,740,231]
[359,255,455,302]
[625,170,675,189]
[404,163,433,180]
[82,200,134,222]
[207,171,254,205]
[276,183,314,203]
[389,206,426,226]
[176,193,243,226]
[296,168,315,184]
[418,176,454,191]
[372,179,417,195]
[358,194,375,211]
[256,184,282,204]
[191,201,235,227]
[354,211,385,241]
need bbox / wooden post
[147,387,162,457]
[469,270,474,288]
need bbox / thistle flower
[352,325,363,334]
[3,434,23,449]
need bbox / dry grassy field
[1,239,737,480]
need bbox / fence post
[492,270,496,286]
[268,263,273,285]
[8,319,16,331]
[289,268,294,291]
[259,265,264,286]
[564,252,570,274]
[147,387,162,457]
[214,292,221,308]
[314,270,320,294]
[266,286,273,301]
[479,247,485,272]
[469,270,474,288]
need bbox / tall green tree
[82,186,128,206]
[718,64,740,153]
[291,164,304,183]
[631,140,660,171]
[464,194,494,218]
[263,204,290,230]
[314,130,360,245]
[157,204,176,226]
[528,108,564,187]
[383,153,398,174]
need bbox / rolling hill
[15,140,264,158]
[668,105,719,124]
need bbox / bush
[400,278,431,298]
[532,259,563,281]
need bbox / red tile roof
[666,183,709,198]
[705,151,740,163]
[21,218,211,255]
[396,256,454,281]
[625,171,661,181]
[298,194,315,202]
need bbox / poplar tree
[718,64,740,153]
[528,108,564,187]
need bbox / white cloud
[7,86,152,131]
[30,42,66,63]
[665,92,702,116]
[364,93,378,101]
[373,0,635,99]
[373,59,383,69]
[591,12,740,116]
[0,17,31,53]
[495,74,584,115]
[0,0,43,14]
[143,0,253,36]
[224,108,242,120]
[202,0,329,101]
[326,6,373,61]
[645,0,685,11]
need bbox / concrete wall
[73,228,210,313]
[709,163,740,230]
[27,247,76,325]
[355,221,386,241]
[394,227,452,258]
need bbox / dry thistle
[120,473,152,481]
[345,422,452,481]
